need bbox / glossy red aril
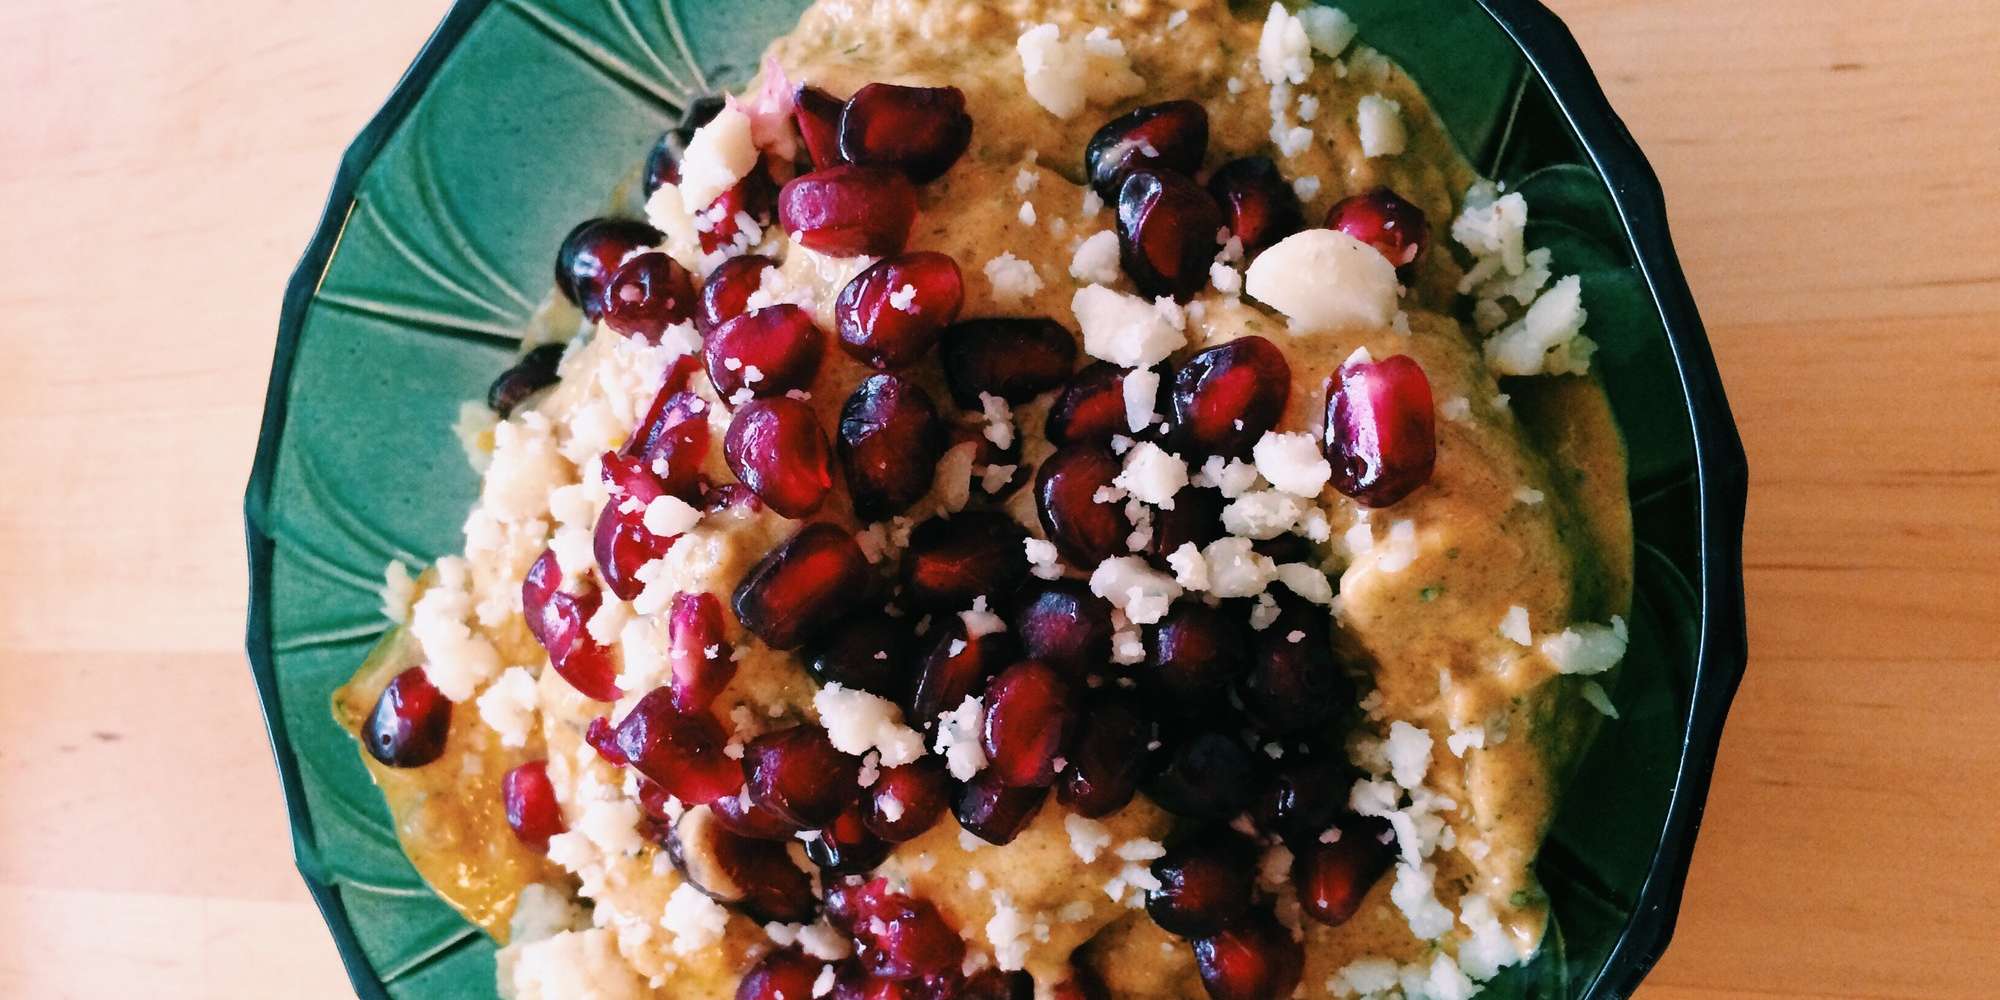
[1116,168,1223,301]
[725,397,834,519]
[838,83,973,183]
[487,342,566,418]
[1086,100,1209,198]
[824,875,892,933]
[807,611,914,700]
[1207,156,1306,257]
[1059,694,1153,818]
[501,761,565,853]
[669,805,818,922]
[1252,755,1348,840]
[593,496,675,601]
[1010,579,1113,677]
[1325,353,1436,507]
[1147,731,1256,821]
[779,165,919,257]
[1034,444,1131,565]
[1192,908,1304,1000]
[908,624,1015,731]
[644,95,726,194]
[584,715,629,766]
[854,890,967,980]
[835,252,964,369]
[697,165,779,256]
[1145,833,1257,938]
[838,374,947,521]
[1141,485,1225,565]
[743,724,862,827]
[520,549,621,701]
[803,797,893,875]
[865,758,950,842]
[621,389,711,505]
[980,661,1075,788]
[1294,816,1397,927]
[667,591,734,711]
[733,522,872,648]
[1169,336,1292,458]
[938,318,1078,410]
[614,687,742,804]
[900,512,1028,610]
[363,667,451,768]
[556,218,664,320]
[736,948,825,1000]
[953,770,1048,846]
[711,787,803,840]
[1044,362,1141,447]
[1143,601,1250,712]
[704,304,825,401]
[1326,186,1431,270]
[599,251,697,342]
[696,253,775,333]
[793,84,847,170]
[1242,605,1350,734]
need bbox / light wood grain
[0,0,1994,997]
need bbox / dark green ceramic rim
[245,2,1749,996]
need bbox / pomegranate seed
[635,776,677,823]
[794,84,848,171]
[1115,168,1223,301]
[584,715,629,767]
[1058,693,1153,818]
[705,304,825,401]
[980,661,1076,788]
[1143,601,1250,711]
[1085,100,1209,197]
[829,965,920,1000]
[593,496,676,601]
[908,623,1015,731]
[644,95,727,194]
[363,667,451,768]
[1192,908,1303,1000]
[1145,833,1258,937]
[697,253,776,333]
[806,612,914,700]
[1324,354,1436,507]
[621,389,711,505]
[1252,755,1348,840]
[838,374,947,521]
[486,343,566,418]
[803,797,893,874]
[865,758,949,842]
[900,512,1028,610]
[938,318,1078,410]
[948,421,1031,498]
[1141,485,1225,565]
[744,725,862,827]
[1010,579,1113,678]
[737,948,825,1000]
[500,761,564,852]
[953,770,1048,846]
[779,165,919,257]
[615,688,742,804]
[669,804,818,923]
[824,876,892,933]
[960,969,1034,1000]
[1147,731,1255,821]
[836,252,965,370]
[733,522,873,648]
[725,398,834,519]
[1294,816,1396,927]
[1169,336,1292,458]
[520,549,620,701]
[599,251,697,342]
[711,787,804,840]
[854,890,966,981]
[1206,157,1305,258]
[1044,362,1145,447]
[1242,596,1351,735]
[556,218,663,320]
[666,592,735,711]
[838,83,973,183]
[1326,186,1431,270]
[1034,444,1131,565]
[697,164,779,256]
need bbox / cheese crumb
[1253,431,1332,497]
[933,696,989,780]
[1017,24,1145,119]
[1357,94,1407,158]
[1498,606,1533,646]
[476,667,540,748]
[814,683,927,767]
[1065,814,1114,862]
[1088,556,1183,625]
[677,106,758,209]
[983,253,1044,304]
[1299,6,1359,56]
[1258,3,1314,86]
[661,883,730,955]
[1069,230,1123,285]
[1539,616,1629,675]
[1113,442,1188,507]
[1072,285,1187,367]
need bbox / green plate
[245,1,1748,996]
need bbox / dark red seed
[1252,755,1348,841]
[907,623,1015,731]
[1009,579,1113,678]
[1044,362,1143,447]
[737,947,826,1000]
[363,667,451,768]
[599,251,697,342]
[1206,156,1306,258]
[855,891,967,980]
[803,797,893,875]
[521,549,621,701]
[1324,354,1437,507]
[865,758,950,842]
[667,591,734,711]
[948,421,1031,499]
[1142,485,1226,565]
[959,969,1034,1000]
[1192,908,1304,1000]
[835,252,965,370]
[794,84,848,171]
[744,725,862,827]
[486,342,566,418]
[900,512,1029,611]
[614,688,742,805]
[779,165,919,257]
[1034,443,1131,566]
[669,804,818,923]
[838,374,947,522]
[1085,100,1209,198]
[838,83,973,183]
[1145,833,1258,937]
[711,787,804,840]
[1143,601,1250,712]
[981,661,1076,788]
[824,876,891,934]
[1326,186,1431,270]
[696,253,776,333]
[1241,598,1352,735]
[556,218,664,320]
[1294,816,1397,927]
[807,611,915,700]
[1147,731,1256,821]
[501,761,565,853]
[635,775,677,822]
[1169,336,1292,458]
[733,522,873,648]
[1059,693,1153,818]
[696,165,779,256]
[594,496,677,601]
[725,397,834,519]
[705,304,825,401]
[644,95,727,194]
[938,318,1078,410]
[1115,168,1223,301]
[953,770,1049,846]
[584,715,629,767]
[621,389,712,505]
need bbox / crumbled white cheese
[1017,201,1039,226]
[1193,454,1262,498]
[1068,230,1122,285]
[933,696,989,780]
[575,795,644,857]
[476,666,540,748]
[1072,285,1187,367]
[1384,720,1433,790]
[661,883,730,955]
[1580,680,1621,719]
[1439,395,1472,422]
[641,495,701,538]
[977,392,1016,451]
[986,895,1034,971]
[1356,94,1407,158]
[1274,563,1334,606]
[1113,442,1188,507]
[1452,182,1530,278]
[1221,489,1309,540]
[1253,431,1332,497]
[379,560,417,625]
[1484,275,1596,375]
[1201,537,1280,598]
[1539,615,1629,675]
[1245,229,1401,333]
[1016,23,1145,119]
[1498,606,1533,646]
[1065,813,1115,863]
[482,412,566,524]
[508,927,647,1000]
[1390,862,1455,940]
[814,683,927,767]
[1258,3,1314,86]
[1089,556,1183,625]
[1299,6,1359,56]
[410,556,503,701]
[1023,537,1063,580]
[1208,261,1243,296]
[1166,542,1211,591]
[1121,367,1160,432]
[984,252,1045,304]
[677,105,758,210]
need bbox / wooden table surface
[2,1,1995,996]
